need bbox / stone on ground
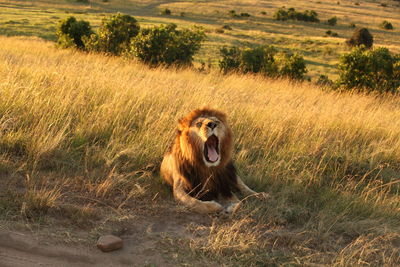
[97,235,123,252]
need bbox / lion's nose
[207,122,217,130]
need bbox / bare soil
[0,202,213,267]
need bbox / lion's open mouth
[204,135,219,163]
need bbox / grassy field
[0,0,400,79]
[0,35,399,266]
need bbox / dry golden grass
[0,36,399,265]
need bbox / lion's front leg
[235,176,269,200]
[236,176,257,196]
[173,179,224,214]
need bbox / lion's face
[177,108,233,168]
[189,116,227,167]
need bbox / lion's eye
[196,122,202,128]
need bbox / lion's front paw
[198,200,224,214]
[224,202,240,214]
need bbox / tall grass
[0,36,399,265]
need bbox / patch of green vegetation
[219,45,307,80]
[273,7,320,22]
[381,20,394,30]
[337,46,400,93]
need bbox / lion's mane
[162,108,238,201]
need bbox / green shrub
[337,46,400,93]
[130,24,206,66]
[273,8,289,21]
[240,12,251,17]
[346,28,373,48]
[241,46,277,74]
[274,52,307,80]
[56,16,93,49]
[326,30,339,37]
[84,13,140,55]
[381,20,394,30]
[316,74,334,87]
[161,8,171,15]
[273,7,319,22]
[219,45,307,80]
[228,10,240,18]
[327,16,337,26]
[219,46,242,73]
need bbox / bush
[273,7,319,22]
[84,13,140,55]
[56,16,93,49]
[229,10,240,18]
[326,30,339,37]
[337,46,400,93]
[241,46,277,74]
[346,28,373,48]
[381,20,394,30]
[240,13,251,17]
[316,74,334,87]
[219,45,307,80]
[327,16,337,26]
[273,8,289,21]
[219,46,242,73]
[274,52,307,80]
[130,24,206,66]
[161,8,171,15]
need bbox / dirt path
[0,206,213,267]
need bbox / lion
[160,108,258,214]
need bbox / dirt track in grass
[0,202,214,267]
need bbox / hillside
[1,0,400,79]
[0,35,399,266]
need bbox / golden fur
[160,108,257,214]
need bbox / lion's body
[160,108,257,213]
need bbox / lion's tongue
[207,145,219,162]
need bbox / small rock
[97,235,123,252]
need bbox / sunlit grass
[0,36,399,265]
